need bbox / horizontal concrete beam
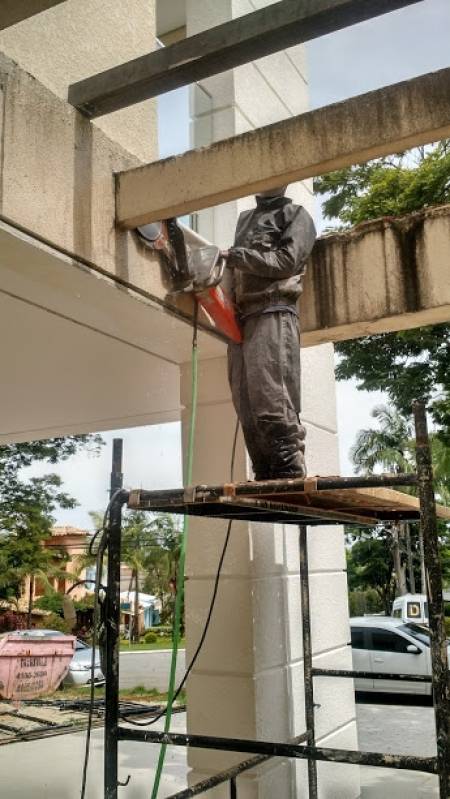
[0,0,65,30]
[301,204,450,346]
[116,67,450,228]
[68,0,421,117]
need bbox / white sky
[24,0,450,528]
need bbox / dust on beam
[116,67,450,228]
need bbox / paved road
[357,699,438,798]
[119,648,186,691]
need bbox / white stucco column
[181,1,359,796]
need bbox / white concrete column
[183,1,359,796]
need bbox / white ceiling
[0,220,224,444]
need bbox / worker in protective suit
[223,186,316,481]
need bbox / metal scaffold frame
[103,400,450,799]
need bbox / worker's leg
[227,341,268,478]
[243,312,306,478]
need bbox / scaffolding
[102,400,450,799]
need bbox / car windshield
[400,622,431,647]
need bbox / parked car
[6,629,104,687]
[350,616,450,695]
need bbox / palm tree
[350,404,450,596]
[75,510,181,640]
[351,405,416,596]
[351,405,414,475]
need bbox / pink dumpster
[0,634,75,700]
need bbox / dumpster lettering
[20,656,47,668]
[15,679,45,693]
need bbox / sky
[24,0,450,529]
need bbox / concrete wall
[182,2,359,797]
[0,0,158,162]
[303,204,450,345]
[0,49,164,295]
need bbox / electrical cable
[148,301,200,799]
[79,489,123,799]
[123,415,240,730]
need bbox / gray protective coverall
[226,193,316,480]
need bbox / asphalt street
[119,648,186,691]
[358,696,438,798]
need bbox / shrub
[153,625,172,637]
[144,631,158,644]
[34,592,64,614]
[36,613,72,634]
[348,589,383,617]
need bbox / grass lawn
[56,684,186,704]
[119,638,186,652]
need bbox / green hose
[150,314,199,799]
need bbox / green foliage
[152,625,172,636]
[36,612,72,634]
[0,435,103,604]
[315,141,450,441]
[347,403,450,596]
[34,592,65,614]
[334,326,450,442]
[351,405,413,475]
[314,141,450,227]
[144,631,158,644]
[348,589,383,617]
[346,528,395,615]
[34,590,95,614]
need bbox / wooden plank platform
[127,476,450,527]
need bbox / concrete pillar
[181,1,359,796]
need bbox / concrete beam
[0,0,65,30]
[68,0,421,118]
[116,67,450,227]
[301,204,450,346]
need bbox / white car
[350,616,449,695]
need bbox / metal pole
[299,525,318,799]
[104,439,123,799]
[230,777,237,799]
[118,727,437,773]
[413,401,450,799]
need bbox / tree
[348,404,450,601]
[351,405,413,475]
[314,140,450,441]
[0,435,103,621]
[78,509,182,639]
[121,511,160,643]
[346,527,395,615]
[140,513,182,630]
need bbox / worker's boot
[271,448,307,480]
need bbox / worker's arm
[226,207,316,279]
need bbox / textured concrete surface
[0,712,187,799]
[116,68,450,225]
[1,703,434,798]
[0,0,158,162]
[302,204,450,346]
